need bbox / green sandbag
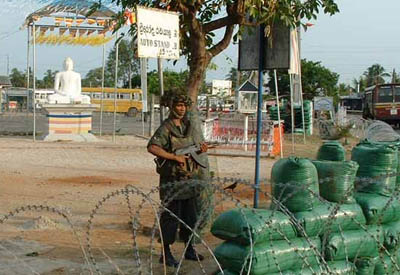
[299,261,356,274]
[271,157,320,212]
[351,142,398,196]
[374,254,400,274]
[324,226,384,261]
[293,202,366,237]
[354,257,376,275]
[211,208,296,245]
[312,160,359,204]
[354,192,400,225]
[317,140,346,161]
[370,140,400,189]
[383,220,400,251]
[214,237,321,274]
[216,270,296,275]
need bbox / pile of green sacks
[211,138,400,274]
[351,140,400,274]
[211,208,353,274]
[211,157,360,274]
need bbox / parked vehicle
[363,83,400,123]
[82,87,143,117]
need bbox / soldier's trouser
[160,198,197,245]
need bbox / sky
[0,0,400,86]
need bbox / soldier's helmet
[161,88,192,109]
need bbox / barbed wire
[0,175,400,274]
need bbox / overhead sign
[314,97,334,111]
[136,6,179,59]
[238,21,290,71]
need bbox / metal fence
[0,110,160,137]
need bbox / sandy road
[0,135,275,274]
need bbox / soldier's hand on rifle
[174,154,189,166]
[200,142,208,153]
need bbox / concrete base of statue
[41,104,99,142]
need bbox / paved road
[0,112,161,136]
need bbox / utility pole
[6,54,9,76]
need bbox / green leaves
[100,0,340,99]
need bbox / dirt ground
[0,133,357,274]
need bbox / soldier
[147,90,208,267]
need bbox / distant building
[212,80,232,97]
[3,87,33,112]
[0,75,12,112]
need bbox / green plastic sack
[214,237,321,274]
[355,192,400,225]
[354,257,376,275]
[383,220,400,251]
[324,226,384,261]
[211,208,296,245]
[317,140,346,161]
[299,261,356,274]
[293,202,366,237]
[370,140,400,189]
[351,142,398,196]
[271,157,320,212]
[216,270,296,275]
[312,160,359,204]
[374,254,400,274]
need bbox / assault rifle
[154,143,217,171]
[175,144,209,168]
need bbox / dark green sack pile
[214,237,321,274]
[355,192,400,225]
[299,261,356,274]
[374,254,400,274]
[370,140,400,189]
[269,106,288,122]
[351,141,398,196]
[324,226,383,261]
[312,160,359,203]
[271,157,320,212]
[317,141,346,161]
[216,261,356,275]
[216,270,296,275]
[283,101,313,134]
[354,257,376,275]
[210,208,296,245]
[383,220,400,251]
[293,202,366,237]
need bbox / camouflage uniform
[148,116,201,200]
[148,115,204,245]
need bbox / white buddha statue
[48,57,90,104]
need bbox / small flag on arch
[124,8,136,25]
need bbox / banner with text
[136,6,179,59]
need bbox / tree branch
[203,15,238,33]
[203,0,246,33]
[208,24,234,58]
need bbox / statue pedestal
[41,104,99,142]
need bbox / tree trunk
[188,60,209,107]
[187,17,210,107]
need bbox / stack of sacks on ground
[317,140,346,162]
[351,140,400,273]
[270,156,363,273]
[211,208,324,274]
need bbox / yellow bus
[82,87,143,117]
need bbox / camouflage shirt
[148,117,201,200]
